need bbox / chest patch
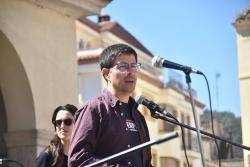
[125,119,138,132]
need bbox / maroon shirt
[68,89,152,167]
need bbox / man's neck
[107,87,130,103]
[117,94,129,103]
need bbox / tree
[201,110,243,159]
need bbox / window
[180,113,193,150]
[158,104,177,132]
[78,75,101,105]
[187,115,192,149]
[181,113,185,123]
[78,39,84,49]
[78,39,91,50]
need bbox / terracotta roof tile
[77,48,102,64]
[78,17,100,32]
[103,22,154,57]
[78,17,154,57]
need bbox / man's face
[106,54,139,95]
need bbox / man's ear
[101,68,110,81]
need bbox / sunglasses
[53,118,73,127]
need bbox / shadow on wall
[0,88,7,157]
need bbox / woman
[36,104,78,167]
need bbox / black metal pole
[84,131,178,167]
[152,113,250,151]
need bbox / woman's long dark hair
[44,104,77,167]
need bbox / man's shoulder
[77,93,110,114]
[83,94,107,108]
[135,109,147,121]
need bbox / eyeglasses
[111,63,142,72]
[53,119,73,127]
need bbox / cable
[179,122,190,167]
[0,164,10,167]
[201,73,221,167]
[163,113,190,167]
[0,159,24,167]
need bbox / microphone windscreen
[152,56,162,67]
[135,95,144,104]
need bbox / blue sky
[101,0,250,116]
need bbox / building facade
[76,15,208,167]
[233,8,250,167]
[0,0,111,166]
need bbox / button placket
[127,161,132,165]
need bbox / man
[68,44,152,167]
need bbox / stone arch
[0,1,111,165]
[0,30,35,162]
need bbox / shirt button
[119,102,122,105]
[121,113,124,116]
[128,161,132,165]
[127,144,131,148]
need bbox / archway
[0,30,36,164]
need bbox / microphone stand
[183,71,206,167]
[149,111,250,153]
[84,131,179,167]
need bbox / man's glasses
[111,63,142,72]
[53,119,73,127]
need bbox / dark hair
[100,43,137,70]
[52,104,77,130]
[45,104,77,167]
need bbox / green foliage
[201,110,243,159]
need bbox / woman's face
[54,110,74,142]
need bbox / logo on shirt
[125,119,138,132]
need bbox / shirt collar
[102,89,119,107]
[102,89,138,108]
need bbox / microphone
[136,95,172,117]
[152,56,203,74]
